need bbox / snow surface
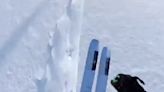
[0,0,164,92]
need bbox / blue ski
[95,47,111,92]
[80,39,99,92]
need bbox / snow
[0,0,164,92]
[78,0,164,92]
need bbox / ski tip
[102,47,111,57]
[91,39,98,44]
[89,39,99,49]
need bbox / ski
[80,39,99,92]
[95,47,111,92]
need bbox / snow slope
[0,0,83,92]
[0,0,164,92]
[78,0,164,92]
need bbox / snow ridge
[44,0,84,92]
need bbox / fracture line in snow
[47,0,85,91]
[27,0,65,92]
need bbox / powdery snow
[0,0,164,92]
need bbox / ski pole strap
[133,76,145,85]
